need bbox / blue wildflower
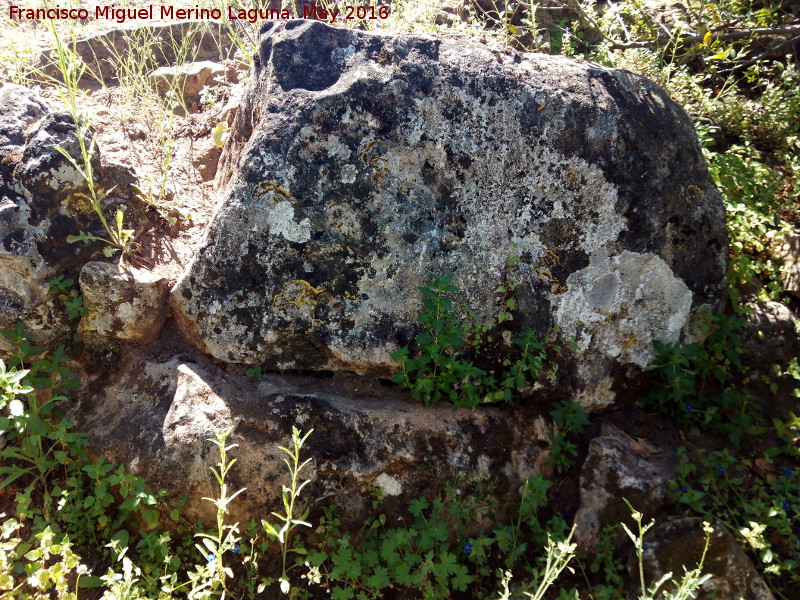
[207,553,216,563]
[463,543,473,554]
[783,501,791,511]
[784,468,793,477]
[716,467,725,475]
[679,487,687,493]
[231,544,241,554]
[684,404,694,412]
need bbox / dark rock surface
[638,517,775,600]
[572,422,676,549]
[742,300,799,367]
[70,343,552,525]
[172,20,727,410]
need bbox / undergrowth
[391,274,574,408]
[0,329,715,599]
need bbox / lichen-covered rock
[0,84,148,354]
[572,423,676,549]
[638,518,775,600]
[78,261,169,344]
[0,85,57,353]
[172,21,726,406]
[70,346,551,525]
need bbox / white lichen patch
[48,163,85,188]
[375,473,402,496]
[554,251,693,367]
[266,201,311,243]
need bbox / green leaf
[366,565,391,589]
[409,496,429,517]
[78,576,104,588]
[331,586,355,600]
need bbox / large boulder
[171,21,727,408]
[71,344,551,525]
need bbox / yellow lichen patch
[360,139,393,186]
[273,279,326,312]
[565,169,578,186]
[62,192,95,216]
[360,139,377,165]
[253,180,291,202]
[371,165,390,185]
[621,333,638,351]
[326,202,361,237]
[683,184,703,203]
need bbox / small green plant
[644,313,768,444]
[391,275,551,408]
[669,445,799,592]
[185,427,246,599]
[261,427,314,596]
[245,366,263,379]
[48,275,87,320]
[42,15,136,261]
[495,527,576,600]
[623,500,713,600]
[545,400,590,473]
[0,324,168,596]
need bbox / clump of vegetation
[391,274,569,408]
[644,311,800,598]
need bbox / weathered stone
[572,423,676,549]
[638,518,775,600]
[172,21,726,407]
[37,21,240,88]
[776,229,800,300]
[70,346,552,526]
[192,135,223,182]
[78,261,169,344]
[0,85,57,353]
[0,84,148,354]
[149,61,226,109]
[742,301,799,367]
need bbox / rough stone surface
[0,84,148,354]
[776,229,800,300]
[572,423,676,549]
[149,61,227,108]
[172,21,726,406]
[638,518,775,600]
[78,261,169,344]
[193,135,223,182]
[0,85,57,353]
[742,300,799,367]
[71,345,552,525]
